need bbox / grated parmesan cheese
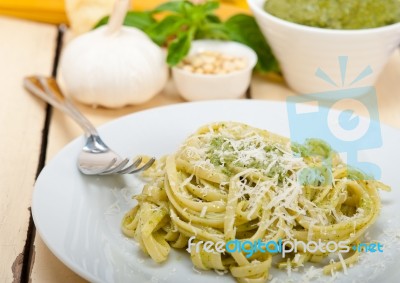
[200,206,208,218]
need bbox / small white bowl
[172,40,257,101]
[248,0,400,95]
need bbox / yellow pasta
[122,122,390,282]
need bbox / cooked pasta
[122,122,390,282]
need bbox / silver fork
[23,76,155,175]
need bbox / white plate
[33,100,400,283]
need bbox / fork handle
[24,76,99,137]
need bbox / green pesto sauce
[264,0,400,29]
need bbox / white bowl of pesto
[248,0,400,95]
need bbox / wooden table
[1,16,400,282]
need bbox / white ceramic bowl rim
[248,0,400,35]
[172,39,258,78]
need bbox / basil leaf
[167,28,195,66]
[225,14,280,73]
[201,1,220,14]
[93,11,156,31]
[153,1,183,13]
[124,11,157,30]
[186,1,218,23]
[196,22,229,40]
[147,15,187,46]
[206,14,222,23]
[180,1,195,18]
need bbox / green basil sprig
[94,0,280,73]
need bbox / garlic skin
[59,26,168,108]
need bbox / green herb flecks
[206,136,287,181]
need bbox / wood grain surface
[0,17,56,282]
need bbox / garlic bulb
[59,0,168,108]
